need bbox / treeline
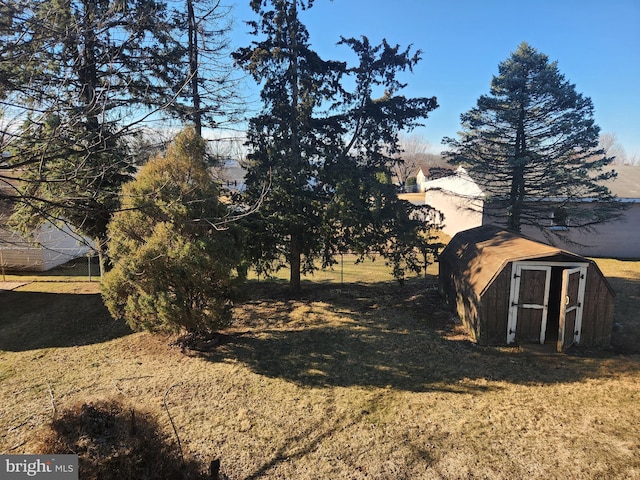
[1,2,620,336]
[1,0,444,335]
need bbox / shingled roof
[440,225,587,297]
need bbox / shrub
[34,399,207,479]
[101,128,244,335]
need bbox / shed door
[557,266,587,352]
[507,265,551,344]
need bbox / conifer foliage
[101,128,243,334]
[234,0,441,291]
[444,42,622,233]
[1,0,237,274]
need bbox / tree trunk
[95,235,111,279]
[287,1,301,294]
[80,0,99,134]
[508,164,525,232]
[508,107,527,232]
[187,0,202,136]
[289,233,301,293]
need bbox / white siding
[0,222,92,271]
[423,167,485,237]
[519,203,640,259]
[426,189,484,237]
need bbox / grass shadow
[243,388,446,479]
[607,274,640,353]
[201,279,639,392]
[0,290,132,351]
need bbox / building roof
[604,165,640,199]
[423,166,485,198]
[431,164,640,200]
[440,225,588,297]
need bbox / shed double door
[507,263,587,351]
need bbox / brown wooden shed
[439,225,615,351]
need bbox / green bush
[101,128,243,335]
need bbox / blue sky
[228,0,640,156]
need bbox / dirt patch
[0,281,31,291]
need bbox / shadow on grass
[201,279,640,392]
[0,291,132,351]
[243,388,445,480]
[607,275,640,354]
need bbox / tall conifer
[444,42,622,234]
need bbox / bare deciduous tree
[598,133,631,165]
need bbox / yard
[1,257,639,479]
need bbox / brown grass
[1,258,639,479]
[592,258,640,353]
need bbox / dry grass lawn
[1,258,639,479]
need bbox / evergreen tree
[444,42,622,234]
[234,0,440,291]
[0,0,239,272]
[101,128,243,334]
[167,0,244,136]
[1,0,186,273]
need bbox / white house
[0,180,92,271]
[421,166,485,237]
[413,161,455,192]
[415,167,429,192]
[514,165,640,258]
[416,164,640,259]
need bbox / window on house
[550,206,569,230]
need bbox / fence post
[88,253,92,282]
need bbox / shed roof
[440,225,587,296]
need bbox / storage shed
[439,225,615,351]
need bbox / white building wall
[426,189,484,237]
[0,222,92,271]
[518,203,640,259]
[423,167,485,237]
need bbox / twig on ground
[47,382,56,419]
[163,382,185,467]
[9,441,27,451]
[117,375,155,381]
[8,420,29,432]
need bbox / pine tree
[0,0,204,273]
[444,42,622,234]
[101,128,243,334]
[166,0,244,136]
[234,0,440,292]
